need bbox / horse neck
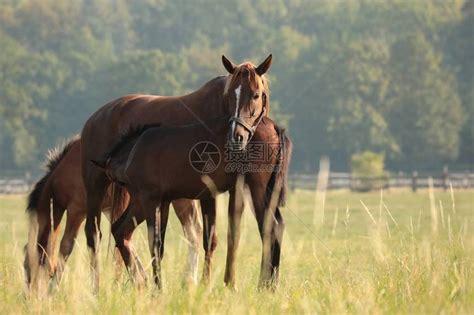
[187,116,230,150]
[180,76,229,119]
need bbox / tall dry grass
[0,188,472,314]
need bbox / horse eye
[253,93,259,100]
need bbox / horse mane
[27,135,80,213]
[203,75,228,89]
[224,62,270,98]
[105,123,161,159]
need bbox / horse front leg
[224,178,245,289]
[50,206,85,291]
[25,199,65,292]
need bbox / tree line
[0,0,472,174]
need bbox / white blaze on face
[231,85,242,138]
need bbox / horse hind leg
[83,173,109,292]
[102,206,125,279]
[102,184,130,278]
[249,183,284,289]
[111,198,147,285]
[270,207,285,284]
[146,200,169,289]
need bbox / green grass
[0,188,473,314]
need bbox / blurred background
[0,0,472,178]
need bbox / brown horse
[92,115,290,288]
[80,55,273,289]
[24,138,202,289]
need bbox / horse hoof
[257,279,277,292]
[224,282,238,292]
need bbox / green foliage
[444,0,474,166]
[351,151,386,177]
[0,31,62,166]
[0,0,471,172]
[93,50,191,97]
[351,151,387,191]
[386,32,464,167]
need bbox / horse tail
[266,126,292,207]
[109,183,128,224]
[106,182,128,259]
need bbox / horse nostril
[237,134,244,143]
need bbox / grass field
[0,188,473,314]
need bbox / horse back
[80,77,227,171]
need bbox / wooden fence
[0,171,473,194]
[0,178,31,194]
[289,171,474,192]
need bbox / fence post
[412,171,418,192]
[442,165,449,191]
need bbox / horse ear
[90,159,106,170]
[256,54,273,76]
[222,55,236,74]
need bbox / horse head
[222,54,272,151]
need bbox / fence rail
[289,171,474,191]
[0,171,473,194]
[0,179,31,194]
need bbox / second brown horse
[92,115,290,288]
[24,137,202,289]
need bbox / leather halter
[229,106,266,140]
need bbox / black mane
[27,135,80,213]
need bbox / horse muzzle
[227,129,248,151]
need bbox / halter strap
[229,107,266,139]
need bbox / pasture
[0,188,473,314]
